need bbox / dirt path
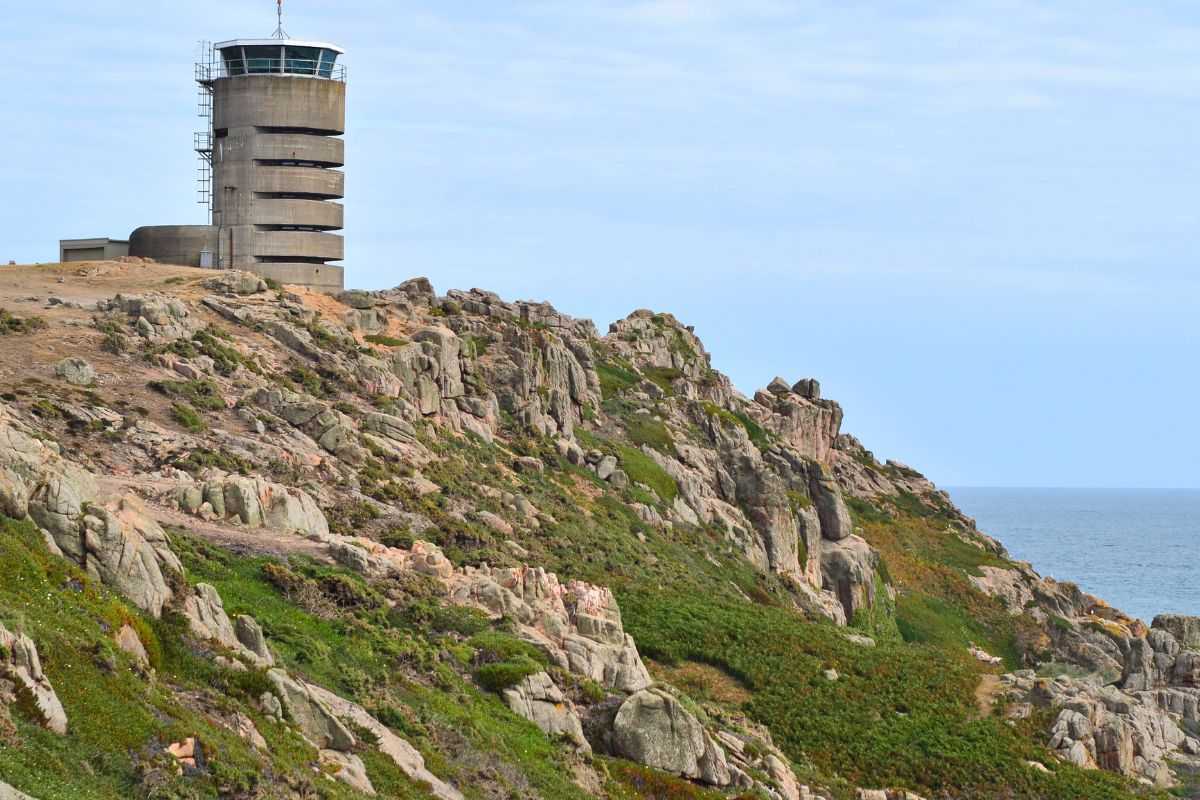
[975,673,1004,717]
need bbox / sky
[1,1,1197,488]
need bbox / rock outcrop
[102,293,196,342]
[54,357,95,387]
[501,671,589,751]
[328,537,654,694]
[0,623,67,735]
[612,688,730,786]
[0,780,39,800]
[174,476,328,536]
[1001,666,1200,786]
[749,378,843,464]
[267,668,357,752]
[449,563,653,693]
[971,565,1144,675]
[0,404,181,616]
[202,271,269,296]
[181,583,273,666]
[301,681,466,800]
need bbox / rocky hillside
[0,259,1195,800]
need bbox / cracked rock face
[267,669,357,752]
[0,623,67,735]
[174,476,328,536]
[821,535,880,622]
[502,671,589,751]
[0,405,181,617]
[77,494,182,617]
[612,688,731,786]
[327,537,655,694]
[182,583,274,667]
[447,562,654,693]
[1003,666,1200,786]
[306,682,465,800]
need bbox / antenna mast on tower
[272,0,289,39]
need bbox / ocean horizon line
[946,485,1200,492]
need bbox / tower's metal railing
[196,58,347,82]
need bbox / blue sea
[947,488,1200,624]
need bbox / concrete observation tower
[130,6,347,292]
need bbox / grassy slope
[364,420,1161,800]
[0,517,429,800]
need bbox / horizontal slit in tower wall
[254,159,343,169]
[254,255,334,265]
[254,126,343,137]
[253,192,342,202]
[254,225,339,232]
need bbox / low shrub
[474,656,543,692]
[616,446,679,503]
[364,333,407,347]
[170,403,207,432]
[596,361,641,397]
[469,630,548,667]
[149,378,225,411]
[427,605,491,637]
[626,416,676,456]
[0,309,47,336]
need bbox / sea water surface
[947,488,1200,624]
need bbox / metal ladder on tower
[194,41,215,221]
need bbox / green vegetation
[625,415,677,456]
[174,532,590,799]
[616,445,679,503]
[474,656,543,691]
[597,360,641,397]
[95,321,128,355]
[169,402,208,433]
[147,378,225,412]
[849,509,1028,667]
[284,362,350,399]
[641,366,683,395]
[146,325,261,376]
[0,308,47,336]
[621,590,1153,800]
[605,758,736,800]
[0,516,429,800]
[702,403,770,451]
[364,333,408,347]
[171,448,254,476]
[461,334,490,358]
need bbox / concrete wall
[129,226,219,268]
[252,230,344,261]
[213,76,345,133]
[252,263,345,294]
[209,73,346,292]
[246,164,346,198]
[217,131,344,165]
[245,199,344,229]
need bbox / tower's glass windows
[317,49,339,79]
[284,46,320,75]
[219,48,247,76]
[243,46,282,74]
[216,43,343,80]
